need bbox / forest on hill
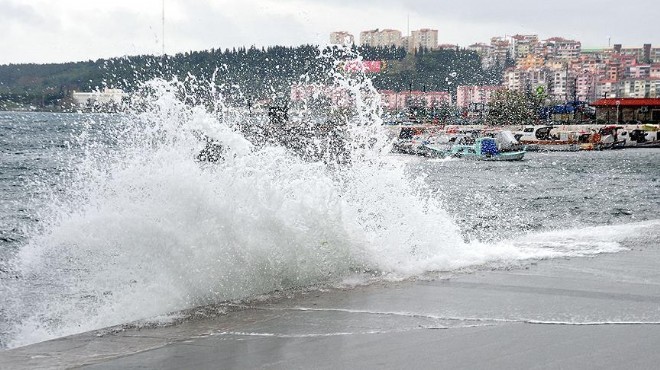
[0,45,505,110]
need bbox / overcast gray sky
[1,0,658,64]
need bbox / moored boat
[425,137,526,161]
[516,125,582,151]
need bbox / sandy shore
[2,246,660,369]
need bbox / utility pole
[162,0,166,56]
[407,14,410,38]
[160,0,167,76]
[565,62,569,103]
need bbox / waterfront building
[619,79,651,98]
[456,85,501,114]
[329,31,354,46]
[379,90,452,111]
[72,88,125,107]
[590,97,660,123]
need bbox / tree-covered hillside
[0,45,503,110]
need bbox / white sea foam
[5,60,659,348]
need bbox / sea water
[0,75,659,349]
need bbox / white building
[329,31,355,46]
[548,68,573,101]
[626,65,651,79]
[619,79,651,98]
[72,88,126,107]
[595,80,617,98]
[359,29,403,47]
[650,79,660,98]
[468,43,494,68]
[456,85,501,111]
[651,64,660,78]
[409,29,438,51]
[510,34,539,60]
[490,36,511,66]
[504,68,548,94]
[546,37,581,60]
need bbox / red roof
[590,98,660,107]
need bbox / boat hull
[424,145,526,161]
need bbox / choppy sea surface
[1,92,659,349]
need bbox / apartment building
[456,85,501,109]
[511,34,539,60]
[359,29,403,47]
[619,79,651,98]
[467,43,494,68]
[490,37,511,66]
[516,54,545,70]
[596,80,617,98]
[467,43,491,55]
[329,31,355,46]
[626,64,651,79]
[329,27,660,104]
[545,63,575,101]
[504,68,523,91]
[72,88,125,107]
[409,29,438,50]
[650,80,660,98]
[651,48,660,63]
[614,44,645,61]
[651,64,660,78]
[504,68,548,94]
[379,90,452,111]
[605,59,623,81]
[546,37,581,60]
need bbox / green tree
[486,89,536,125]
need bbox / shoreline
[2,246,660,369]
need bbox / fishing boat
[425,137,526,161]
[516,126,581,152]
[597,125,626,149]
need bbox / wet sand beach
[3,246,660,369]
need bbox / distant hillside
[0,45,503,110]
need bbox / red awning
[590,98,660,107]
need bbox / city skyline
[1,0,659,65]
